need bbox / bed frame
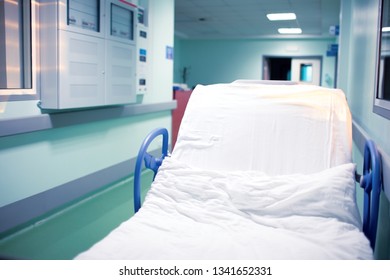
[133,127,383,249]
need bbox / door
[291,58,321,85]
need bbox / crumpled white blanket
[76,157,373,260]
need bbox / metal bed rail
[355,140,383,249]
[133,128,169,213]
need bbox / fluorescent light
[278,28,302,34]
[267,13,296,21]
[382,26,390,32]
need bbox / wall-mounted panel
[39,0,137,110]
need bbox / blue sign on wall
[166,46,174,60]
[327,43,339,57]
[329,25,340,36]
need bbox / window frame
[0,0,39,102]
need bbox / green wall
[0,112,171,208]
[174,37,338,88]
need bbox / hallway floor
[0,171,153,260]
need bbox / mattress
[75,157,373,259]
[172,83,352,175]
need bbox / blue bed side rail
[356,139,383,249]
[133,128,169,213]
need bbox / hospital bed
[76,81,382,259]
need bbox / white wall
[142,0,174,103]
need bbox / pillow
[223,163,362,228]
[155,158,361,229]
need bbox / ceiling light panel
[267,13,297,21]
[278,28,302,34]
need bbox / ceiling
[174,0,341,39]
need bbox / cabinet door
[105,40,137,105]
[58,30,105,109]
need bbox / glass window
[375,0,390,119]
[111,3,134,41]
[68,0,100,32]
[0,0,32,91]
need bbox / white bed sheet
[76,157,373,260]
[172,83,352,175]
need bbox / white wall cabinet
[39,0,137,110]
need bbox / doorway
[263,56,322,86]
